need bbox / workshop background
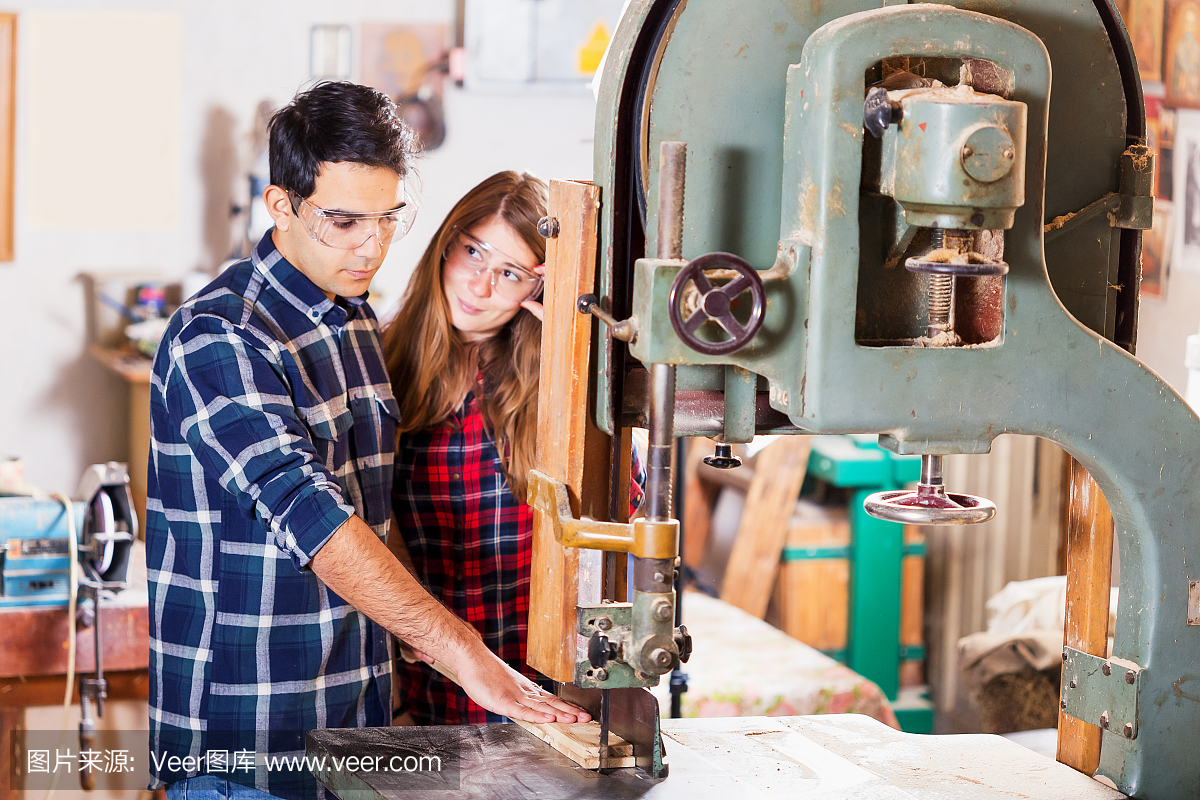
[1,0,1199,795]
[0,0,617,499]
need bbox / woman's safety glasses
[288,186,418,250]
[444,232,544,302]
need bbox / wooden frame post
[526,180,613,682]
[1056,458,1115,775]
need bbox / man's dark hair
[268,81,417,198]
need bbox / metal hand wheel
[864,455,996,525]
[668,252,766,356]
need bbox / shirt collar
[251,230,368,323]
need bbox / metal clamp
[528,469,678,559]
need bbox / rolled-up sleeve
[161,314,353,569]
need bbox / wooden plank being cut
[720,436,812,618]
[513,719,635,770]
[527,180,613,682]
[414,654,635,771]
[1056,458,1114,776]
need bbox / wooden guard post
[526,180,614,682]
[1056,458,1115,776]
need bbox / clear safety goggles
[288,184,418,250]
[444,231,543,302]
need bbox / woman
[382,171,644,724]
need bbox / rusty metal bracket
[1044,147,1154,242]
[1115,144,1154,231]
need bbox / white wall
[0,0,598,494]
[1138,274,1200,394]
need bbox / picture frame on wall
[1142,197,1172,298]
[1130,0,1166,83]
[1171,109,1200,272]
[361,23,449,150]
[1148,93,1176,198]
[1165,0,1200,107]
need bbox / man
[146,82,586,800]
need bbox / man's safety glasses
[444,232,543,302]
[288,187,418,250]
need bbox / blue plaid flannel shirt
[146,232,398,799]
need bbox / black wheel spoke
[716,313,745,338]
[684,309,708,334]
[722,275,752,297]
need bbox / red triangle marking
[919,122,927,132]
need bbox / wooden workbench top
[0,541,148,678]
[307,714,1127,800]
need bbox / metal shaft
[646,140,687,523]
[920,454,944,487]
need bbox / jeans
[164,775,280,800]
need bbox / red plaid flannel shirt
[392,393,645,724]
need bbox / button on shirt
[146,232,398,799]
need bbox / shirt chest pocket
[301,397,354,444]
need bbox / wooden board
[527,180,613,682]
[0,668,149,707]
[513,719,635,769]
[900,526,926,686]
[1056,459,1115,776]
[720,436,812,618]
[0,604,148,677]
[773,500,850,651]
[682,439,722,570]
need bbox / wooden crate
[900,525,926,686]
[770,504,928,685]
[772,500,851,654]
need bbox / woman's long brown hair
[381,171,548,499]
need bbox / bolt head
[650,648,673,668]
[1100,712,1110,729]
[1102,661,1112,676]
[1125,670,1136,685]
[653,601,673,621]
[596,617,612,631]
[1123,723,1133,738]
[1060,699,1067,710]
[1069,679,1077,689]
[653,572,666,584]
[537,216,560,239]
[594,668,608,681]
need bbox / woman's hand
[520,264,546,321]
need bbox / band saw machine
[307,1,1199,798]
